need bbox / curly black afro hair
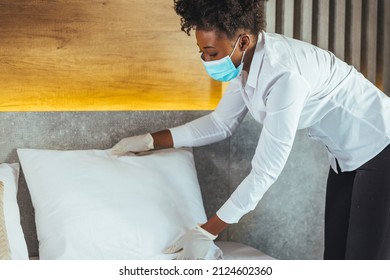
[173,0,267,39]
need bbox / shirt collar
[245,32,265,89]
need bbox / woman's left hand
[165,225,223,260]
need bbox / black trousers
[324,144,390,260]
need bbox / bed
[0,111,275,260]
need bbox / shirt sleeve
[169,79,248,148]
[217,73,311,223]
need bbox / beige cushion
[0,181,11,260]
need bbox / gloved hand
[109,133,154,156]
[165,225,223,260]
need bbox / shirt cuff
[216,198,249,224]
[169,125,192,148]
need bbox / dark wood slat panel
[294,0,303,39]
[329,0,346,60]
[275,0,285,34]
[344,0,363,70]
[376,0,385,90]
[264,0,387,93]
[383,0,390,95]
[361,0,378,83]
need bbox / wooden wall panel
[0,0,221,111]
[1,0,389,111]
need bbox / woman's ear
[239,34,251,52]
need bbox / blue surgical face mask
[201,36,246,82]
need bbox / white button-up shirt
[170,32,390,224]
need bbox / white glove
[109,133,154,156]
[165,225,223,260]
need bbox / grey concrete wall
[0,111,329,259]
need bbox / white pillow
[17,148,211,260]
[0,163,29,260]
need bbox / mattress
[216,241,275,260]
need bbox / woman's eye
[199,51,218,60]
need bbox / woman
[110,0,390,260]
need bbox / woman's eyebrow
[197,44,216,49]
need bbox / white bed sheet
[216,241,275,260]
[29,242,274,260]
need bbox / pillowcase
[0,163,29,260]
[17,148,211,260]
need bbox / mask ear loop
[241,49,247,64]
[229,35,242,58]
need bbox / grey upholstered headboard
[0,111,328,259]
